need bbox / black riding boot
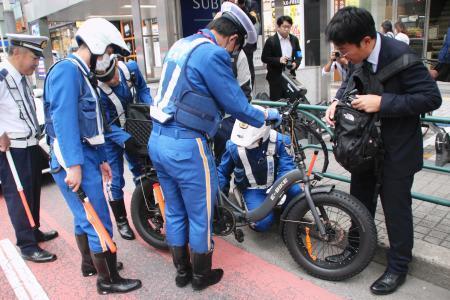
[109,199,135,240]
[75,234,123,277]
[75,234,97,277]
[191,251,223,291]
[91,250,142,295]
[170,245,192,287]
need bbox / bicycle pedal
[234,229,244,243]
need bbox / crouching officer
[0,34,58,263]
[149,2,281,291]
[44,18,141,294]
[96,55,152,240]
[217,105,302,231]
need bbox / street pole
[3,1,17,34]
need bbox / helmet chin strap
[88,53,99,88]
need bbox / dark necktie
[363,60,374,74]
[21,76,41,136]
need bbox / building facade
[14,0,449,99]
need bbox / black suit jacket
[336,35,442,178]
[261,33,302,81]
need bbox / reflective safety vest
[44,57,104,145]
[150,34,223,137]
[0,69,39,139]
[237,130,278,189]
[98,61,136,127]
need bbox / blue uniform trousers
[243,183,302,232]
[0,146,41,254]
[148,124,218,253]
[50,144,113,253]
[104,139,143,200]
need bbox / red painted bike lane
[0,187,342,300]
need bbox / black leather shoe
[35,229,59,242]
[22,249,57,263]
[325,247,357,264]
[370,271,406,295]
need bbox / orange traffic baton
[76,189,117,253]
[52,139,116,253]
[5,150,36,228]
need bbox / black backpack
[332,54,420,174]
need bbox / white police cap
[221,2,257,45]
[7,34,49,57]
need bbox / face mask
[95,53,110,72]
[224,37,241,56]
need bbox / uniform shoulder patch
[0,68,9,82]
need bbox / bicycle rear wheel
[130,178,168,250]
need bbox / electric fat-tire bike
[130,99,377,281]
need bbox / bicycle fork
[299,161,328,238]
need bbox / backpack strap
[376,53,420,83]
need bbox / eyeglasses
[280,25,292,30]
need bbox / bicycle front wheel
[283,190,377,281]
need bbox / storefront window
[397,0,426,55]
[336,0,393,31]
[262,1,305,67]
[427,0,449,60]
[49,22,77,58]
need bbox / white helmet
[75,18,130,56]
[220,2,257,45]
[231,105,270,148]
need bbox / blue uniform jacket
[153,29,265,129]
[44,54,106,167]
[100,60,152,147]
[217,133,298,192]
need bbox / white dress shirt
[277,32,292,58]
[366,33,382,73]
[0,60,37,138]
[395,32,410,45]
[322,62,348,80]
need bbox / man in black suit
[261,15,302,100]
[324,7,441,295]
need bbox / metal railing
[253,100,450,207]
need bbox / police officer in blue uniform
[149,2,281,291]
[0,34,58,263]
[96,55,152,240]
[217,105,302,231]
[44,18,141,294]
